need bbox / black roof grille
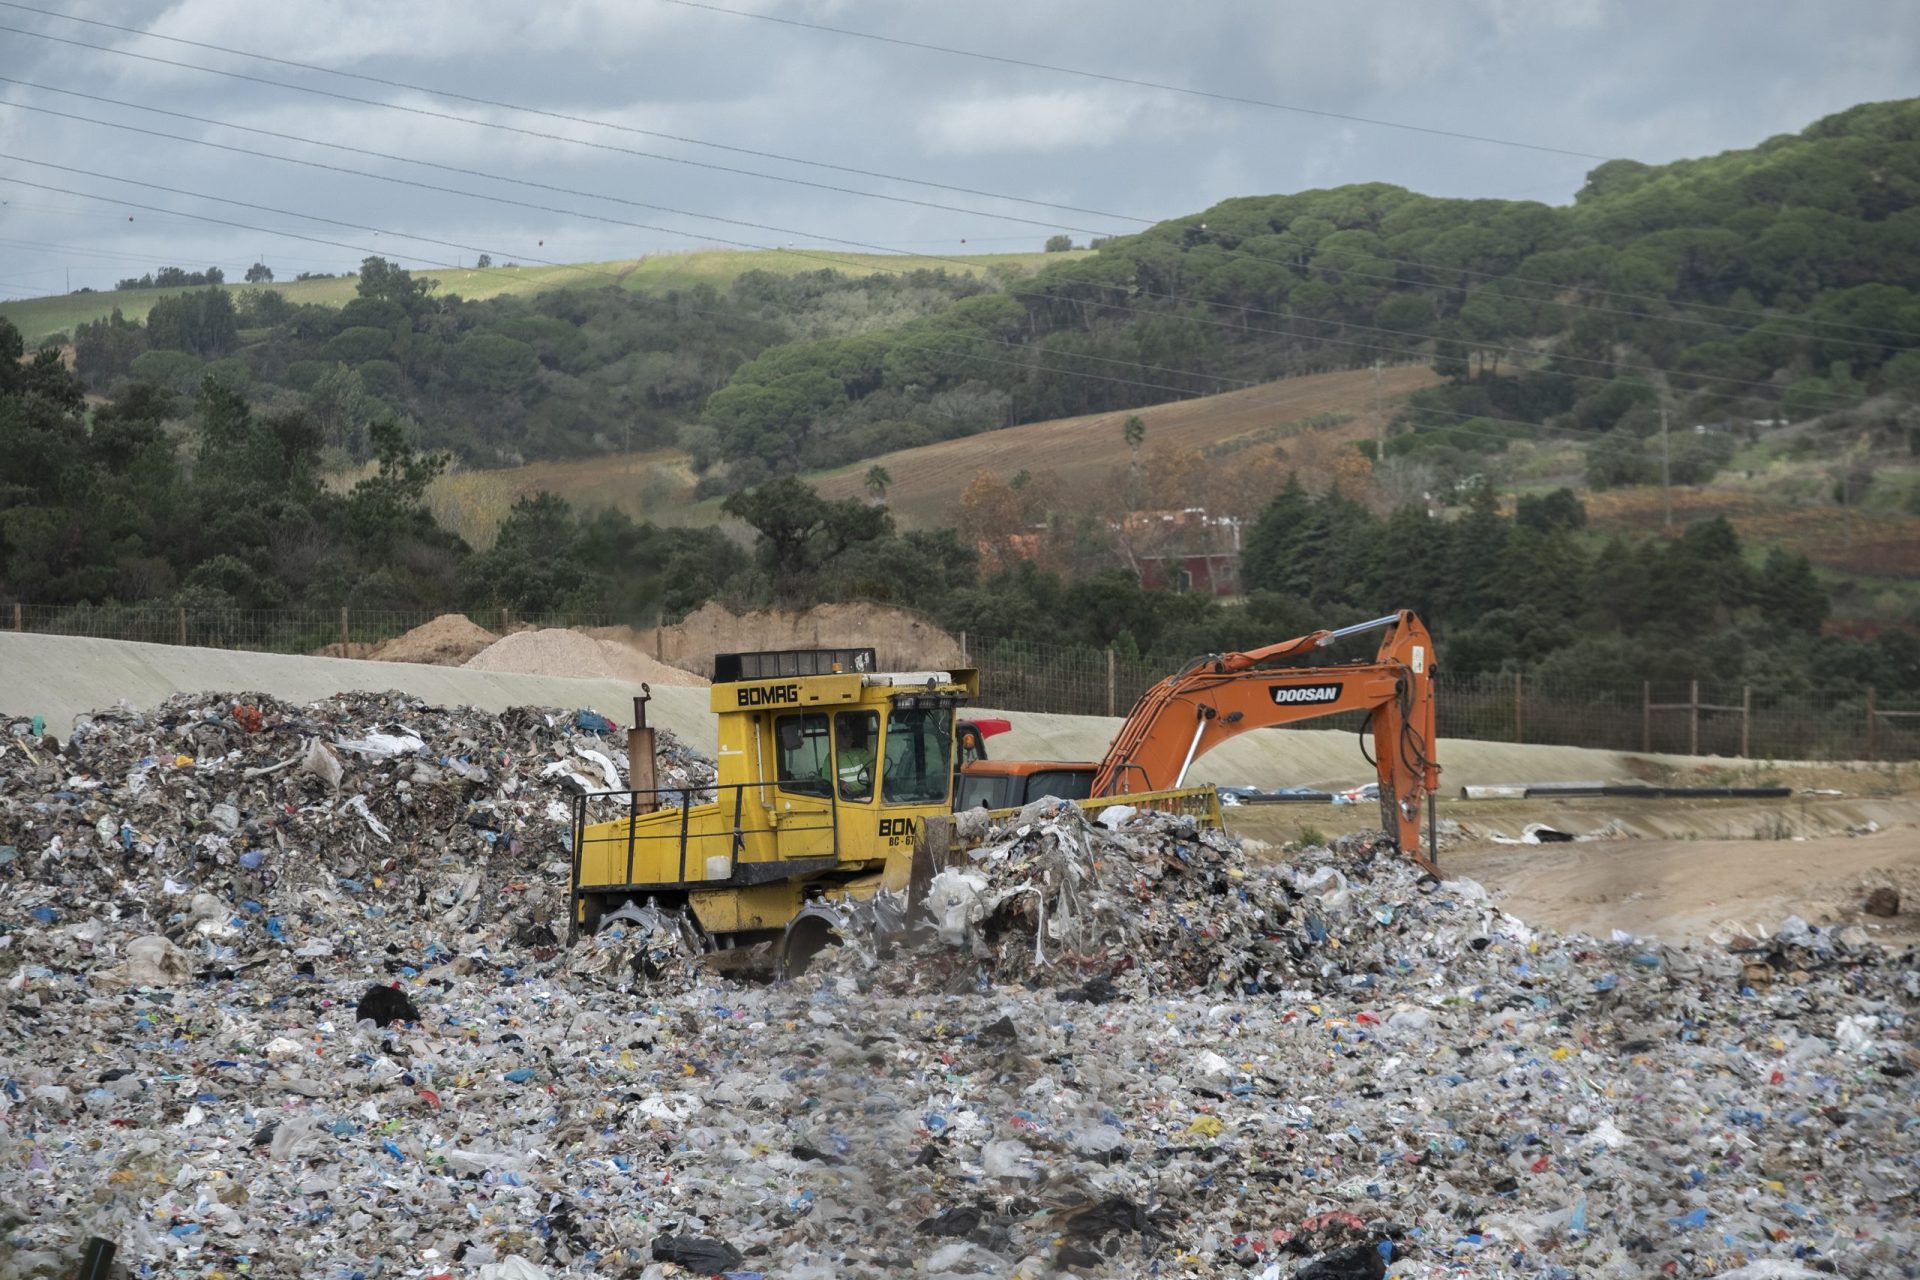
[713,647,877,683]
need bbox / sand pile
[464,627,709,686]
[623,601,966,677]
[370,613,500,665]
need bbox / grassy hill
[0,248,1079,344]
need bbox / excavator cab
[954,760,1097,811]
[567,647,978,947]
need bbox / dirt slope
[811,364,1438,524]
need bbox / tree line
[67,257,994,467]
[113,265,226,291]
[5,318,1911,707]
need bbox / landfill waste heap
[2,697,1917,1279]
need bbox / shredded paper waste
[2,698,1916,1278]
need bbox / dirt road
[1228,793,1919,944]
[1441,823,1917,943]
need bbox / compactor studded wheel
[780,913,840,980]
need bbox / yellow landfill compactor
[567,647,975,967]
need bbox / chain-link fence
[961,632,1920,762]
[5,602,1914,760]
[1,603,616,655]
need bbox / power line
[651,0,1615,163]
[0,236,241,268]
[0,173,684,298]
[0,0,1146,226]
[10,83,1900,364]
[0,85,1020,268]
[1,135,1879,419]
[0,169,1234,407]
[2,96,1880,411]
[0,231,340,272]
[11,28,1907,350]
[0,169,1621,453]
[0,23,1104,237]
[0,187,1718,481]
[0,98,947,264]
[0,31,1890,414]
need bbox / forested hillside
[697,97,1920,487]
[61,261,999,464]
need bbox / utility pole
[1837,461,1851,551]
[1660,406,1672,535]
[1372,358,1384,455]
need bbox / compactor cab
[568,647,978,952]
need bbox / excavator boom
[1092,610,1441,872]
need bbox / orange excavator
[956,610,1442,873]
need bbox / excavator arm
[1092,610,1442,873]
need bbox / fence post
[1689,679,1700,757]
[1740,686,1752,759]
[1641,681,1651,752]
[1106,648,1117,718]
[11,602,20,632]
[1866,687,1877,761]
[655,625,664,660]
[499,606,509,635]
[175,607,186,646]
[339,607,349,651]
[959,630,969,666]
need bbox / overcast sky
[3,0,1917,299]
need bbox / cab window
[956,771,1009,812]
[834,711,878,803]
[773,713,831,796]
[882,707,953,805]
[957,721,987,767]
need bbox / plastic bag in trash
[114,934,191,987]
[651,1234,743,1272]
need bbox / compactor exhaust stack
[627,686,657,814]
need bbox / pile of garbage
[903,799,1423,996]
[4,691,710,922]
[2,701,1917,1279]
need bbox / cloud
[139,0,713,65]
[918,86,1207,156]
